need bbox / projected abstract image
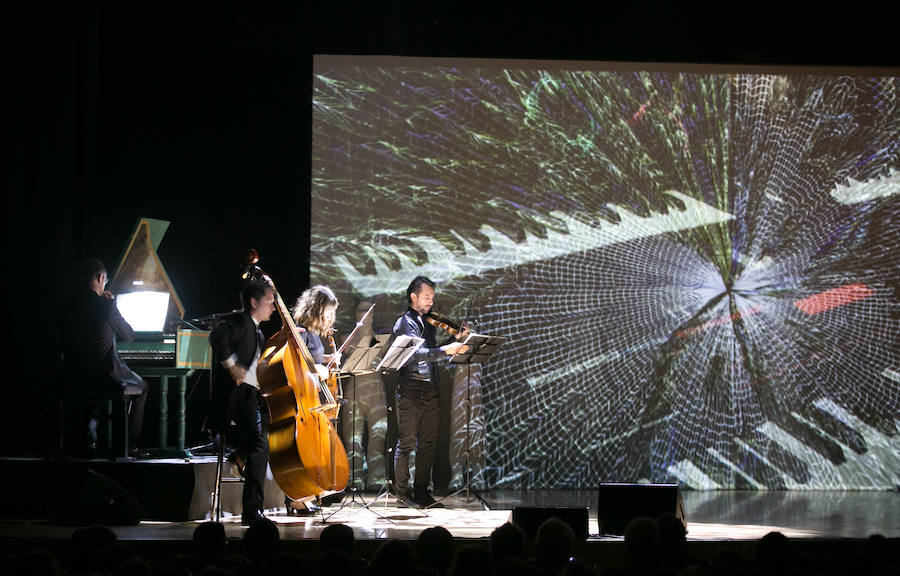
[310,57,899,489]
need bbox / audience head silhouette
[490,522,526,565]
[372,539,420,570]
[242,517,281,564]
[192,522,227,555]
[624,516,662,569]
[417,525,455,576]
[320,523,355,555]
[450,544,491,576]
[535,517,576,567]
[754,531,795,574]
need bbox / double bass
[243,251,349,501]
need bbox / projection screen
[310,55,899,490]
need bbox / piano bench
[60,390,130,460]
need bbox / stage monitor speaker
[596,483,685,535]
[49,468,146,525]
[511,506,589,540]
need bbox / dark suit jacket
[392,308,453,400]
[206,310,262,432]
[61,289,142,390]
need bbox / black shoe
[397,491,421,508]
[241,511,265,526]
[285,496,319,516]
[413,491,444,508]
[286,505,317,516]
[127,448,145,459]
[128,442,151,458]
[84,441,97,459]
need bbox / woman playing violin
[286,284,341,514]
[291,285,341,379]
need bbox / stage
[18,488,889,542]
[1,455,897,570]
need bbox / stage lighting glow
[116,291,170,332]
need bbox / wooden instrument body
[247,256,349,501]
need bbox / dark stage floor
[1,455,897,544]
[4,489,896,542]
[2,455,897,576]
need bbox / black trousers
[122,380,148,443]
[81,373,148,449]
[227,383,269,516]
[393,385,440,495]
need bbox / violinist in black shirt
[392,276,467,508]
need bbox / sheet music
[375,335,424,372]
[340,333,392,374]
[450,333,507,364]
[461,332,490,345]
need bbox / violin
[423,311,465,337]
[326,328,338,362]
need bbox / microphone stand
[319,317,397,524]
[438,333,505,510]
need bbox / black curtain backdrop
[7,1,895,455]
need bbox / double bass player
[207,280,276,525]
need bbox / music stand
[374,335,423,373]
[319,333,394,524]
[441,333,506,510]
[367,335,430,515]
[342,333,393,375]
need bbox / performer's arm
[395,315,465,361]
[440,326,469,347]
[300,329,330,380]
[107,301,135,343]
[210,317,248,385]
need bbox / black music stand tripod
[367,335,429,515]
[440,333,505,510]
[320,333,394,524]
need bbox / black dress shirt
[207,310,262,432]
[392,308,453,390]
